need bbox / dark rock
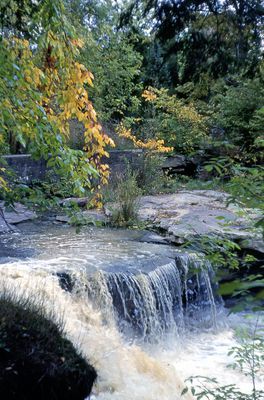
[56,272,75,292]
[0,296,96,400]
[0,247,35,261]
[2,151,145,185]
[59,197,89,208]
[139,232,170,245]
[162,155,196,176]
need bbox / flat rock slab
[137,190,263,246]
[0,202,37,233]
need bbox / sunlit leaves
[0,0,114,202]
[117,123,173,153]
[141,86,208,153]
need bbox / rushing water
[0,223,261,399]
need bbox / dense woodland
[0,1,263,194]
[0,2,264,399]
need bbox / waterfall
[0,264,194,400]
[77,252,220,341]
[0,225,224,400]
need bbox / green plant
[228,319,264,399]
[184,235,241,270]
[182,376,263,400]
[184,234,264,310]
[204,156,237,178]
[108,165,142,227]
[182,321,264,400]
[210,76,264,149]
[0,0,114,203]
[136,152,166,195]
[127,87,208,154]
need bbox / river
[0,222,262,399]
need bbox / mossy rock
[0,296,96,400]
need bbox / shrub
[182,321,264,400]
[140,87,208,154]
[136,152,166,195]
[210,76,264,149]
[109,165,142,227]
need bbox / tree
[63,0,144,123]
[122,0,264,85]
[0,0,114,200]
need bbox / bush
[136,152,166,195]
[210,76,264,149]
[108,165,142,227]
[183,322,264,400]
[0,292,96,400]
[138,87,208,154]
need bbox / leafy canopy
[0,0,114,202]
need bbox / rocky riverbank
[1,190,263,256]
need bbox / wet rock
[240,239,264,255]
[0,296,97,400]
[0,218,15,234]
[137,190,263,248]
[55,215,71,223]
[0,247,36,261]
[0,202,37,233]
[56,272,75,292]
[139,232,170,245]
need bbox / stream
[0,222,262,399]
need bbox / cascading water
[0,223,257,398]
[83,254,220,341]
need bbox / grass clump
[0,291,96,400]
[108,166,142,227]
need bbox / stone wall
[3,154,47,183]
[2,151,144,184]
[2,151,198,184]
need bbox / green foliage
[0,0,40,38]
[108,165,142,227]
[210,76,264,148]
[2,176,75,212]
[123,87,208,154]
[182,321,264,400]
[226,166,264,212]
[184,234,264,309]
[69,0,143,123]
[83,31,143,122]
[0,0,114,203]
[228,328,264,395]
[183,375,264,400]
[124,0,263,85]
[202,159,264,235]
[204,157,238,177]
[185,235,241,270]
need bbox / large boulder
[162,155,196,176]
[137,190,263,247]
[0,296,96,400]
